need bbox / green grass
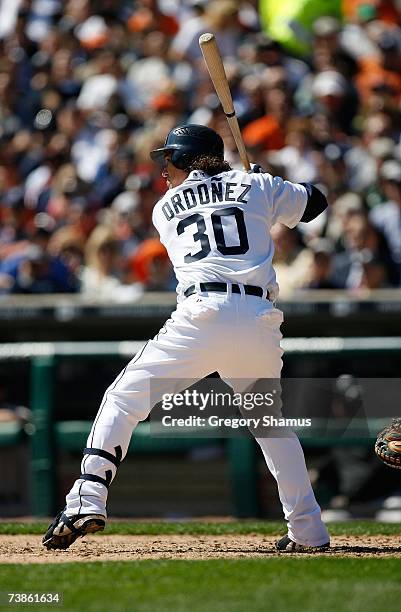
[0,559,400,612]
[0,520,400,536]
[1,521,400,611]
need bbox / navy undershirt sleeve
[299,183,328,222]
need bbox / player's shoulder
[217,168,273,184]
[220,169,250,181]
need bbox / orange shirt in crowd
[130,238,168,283]
[128,9,179,36]
[356,57,401,102]
[242,115,286,151]
[342,0,400,24]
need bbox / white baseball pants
[66,290,329,546]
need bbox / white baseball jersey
[66,167,329,548]
[152,169,308,300]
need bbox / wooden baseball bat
[199,32,251,171]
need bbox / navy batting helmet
[150,124,224,170]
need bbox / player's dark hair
[186,155,232,176]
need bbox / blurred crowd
[0,0,401,299]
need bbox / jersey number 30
[177,206,249,263]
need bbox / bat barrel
[199,32,251,171]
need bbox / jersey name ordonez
[161,180,251,221]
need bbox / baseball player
[43,124,330,553]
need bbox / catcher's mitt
[375,418,401,469]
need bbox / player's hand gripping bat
[199,32,251,172]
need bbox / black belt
[184,282,270,300]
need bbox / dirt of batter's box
[1,535,401,563]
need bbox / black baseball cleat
[275,534,330,553]
[42,509,106,550]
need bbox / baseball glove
[375,418,401,469]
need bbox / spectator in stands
[312,16,358,80]
[271,224,311,298]
[364,137,395,208]
[48,226,85,283]
[267,118,318,184]
[311,70,357,135]
[302,239,339,290]
[331,210,398,288]
[325,192,364,247]
[0,188,29,249]
[370,160,401,265]
[129,237,175,291]
[170,0,240,62]
[0,0,401,298]
[2,244,78,294]
[79,224,143,301]
[359,256,390,289]
[242,70,290,154]
[250,33,310,91]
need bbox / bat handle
[227,117,251,171]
